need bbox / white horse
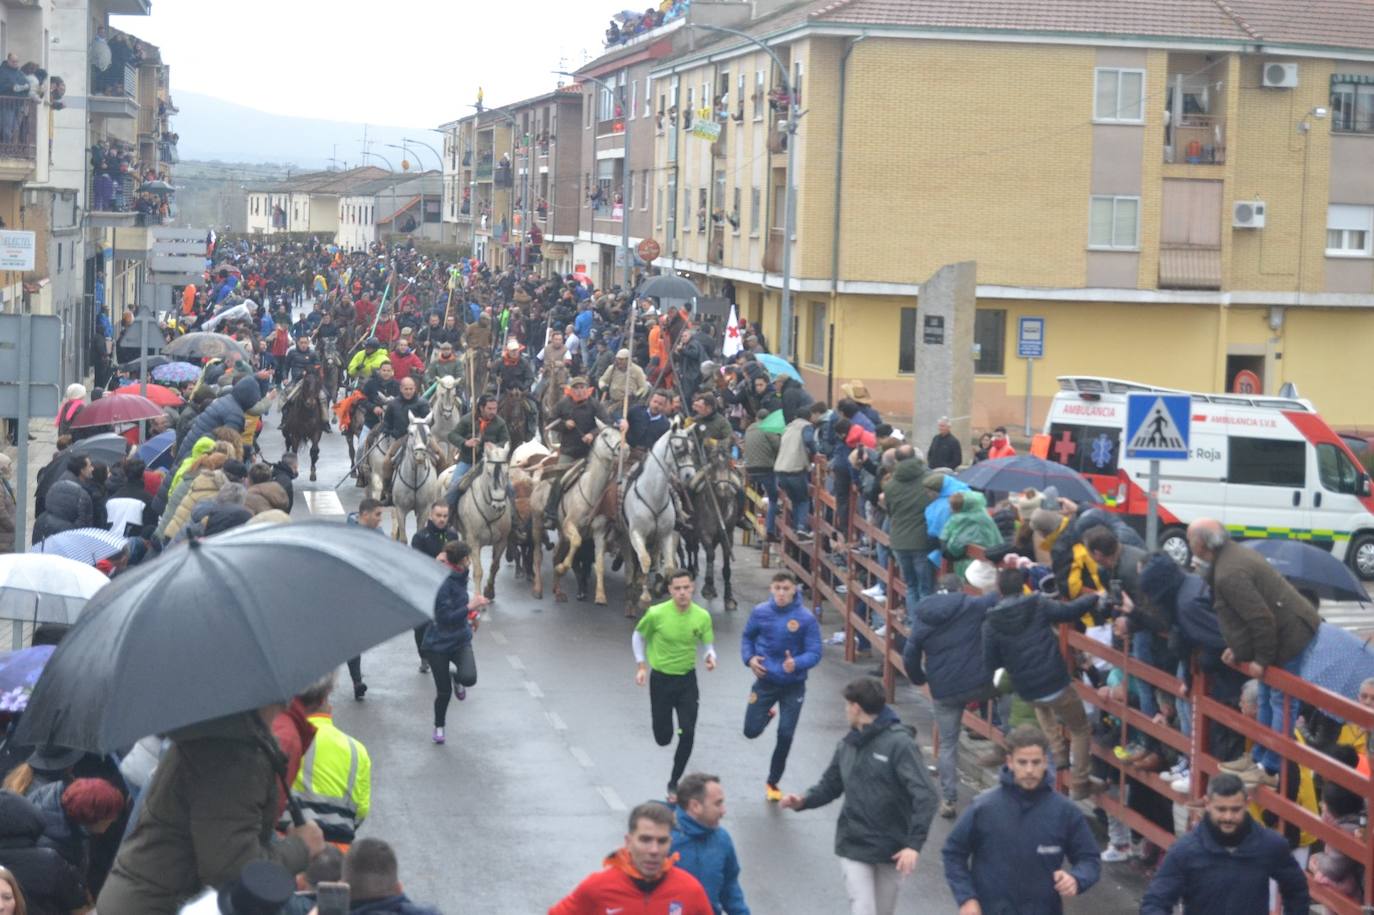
[389,416,440,542]
[527,425,623,603]
[445,439,512,600]
[428,376,463,461]
[618,422,698,614]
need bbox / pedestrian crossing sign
[1126,393,1191,460]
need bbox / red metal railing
[770,467,1374,912]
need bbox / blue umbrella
[755,352,802,382]
[151,361,201,384]
[957,455,1102,505]
[1243,539,1369,603]
[137,429,177,470]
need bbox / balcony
[494,165,513,188]
[89,64,139,119]
[0,97,38,181]
[764,228,783,273]
[1165,114,1226,165]
[596,117,625,137]
[88,173,141,227]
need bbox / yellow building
[650,0,1374,430]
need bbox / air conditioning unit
[1233,200,1267,229]
[1262,63,1298,89]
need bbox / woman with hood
[940,491,1004,576]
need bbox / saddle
[453,462,483,497]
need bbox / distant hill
[172,92,431,170]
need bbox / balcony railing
[92,62,137,99]
[596,117,625,136]
[475,163,493,180]
[494,166,513,188]
[1166,114,1226,164]
[0,97,38,161]
[90,173,136,213]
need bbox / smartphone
[315,882,350,915]
[1109,580,1123,604]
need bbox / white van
[1043,376,1374,579]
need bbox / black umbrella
[163,332,249,361]
[956,456,1102,505]
[636,274,700,301]
[66,433,132,467]
[1243,539,1369,603]
[15,520,445,754]
[114,353,171,373]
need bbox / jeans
[776,472,811,533]
[873,518,891,595]
[933,698,965,803]
[426,643,477,727]
[894,549,933,629]
[1031,688,1092,790]
[839,857,901,915]
[650,670,700,788]
[446,461,472,507]
[743,678,806,785]
[748,470,778,537]
[1253,648,1309,774]
[1129,630,1159,719]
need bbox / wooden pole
[616,304,639,483]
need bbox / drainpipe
[827,35,866,406]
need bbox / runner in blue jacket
[671,773,750,915]
[740,571,822,801]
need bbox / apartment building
[650,0,1374,428]
[440,86,584,274]
[336,171,443,252]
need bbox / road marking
[303,490,345,516]
[570,746,594,768]
[525,680,545,699]
[505,654,525,671]
[547,711,568,731]
[597,786,627,812]
[489,630,509,645]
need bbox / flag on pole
[722,304,743,358]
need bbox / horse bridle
[462,446,510,536]
[397,422,434,495]
[627,430,695,518]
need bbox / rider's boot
[379,455,395,505]
[543,476,563,530]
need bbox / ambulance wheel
[1348,533,1374,582]
[1160,527,1191,567]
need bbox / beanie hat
[1029,508,1063,536]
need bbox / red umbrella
[112,383,183,407]
[68,394,167,429]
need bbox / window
[754,70,765,120]
[666,173,676,238]
[595,159,615,213]
[1094,68,1145,123]
[1229,437,1306,487]
[718,71,728,115]
[655,187,663,228]
[598,83,615,122]
[1326,204,1373,257]
[793,60,803,107]
[898,307,916,373]
[973,309,1006,375]
[1047,423,1122,476]
[1332,80,1374,133]
[697,187,707,232]
[56,242,62,273]
[645,77,653,118]
[641,170,649,209]
[737,73,746,119]
[1089,196,1140,249]
[807,301,827,367]
[1318,443,1360,494]
[629,79,637,119]
[683,188,691,233]
[732,186,742,233]
[749,188,760,235]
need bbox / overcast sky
[114,0,614,127]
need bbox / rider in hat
[542,377,625,529]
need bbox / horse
[280,371,326,482]
[617,422,699,616]
[388,415,440,542]
[682,443,746,611]
[320,336,345,408]
[498,387,541,449]
[428,375,464,461]
[445,439,512,600]
[538,360,570,431]
[526,425,623,603]
[342,395,371,470]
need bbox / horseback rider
[625,389,672,456]
[281,334,331,427]
[348,336,390,380]
[425,341,462,387]
[542,376,625,529]
[495,338,538,430]
[688,391,733,448]
[599,348,648,407]
[377,375,432,504]
[355,362,399,485]
[443,393,510,513]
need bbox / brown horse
[498,388,542,449]
[281,371,326,481]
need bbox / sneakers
[765,783,783,802]
[1170,774,1191,793]
[872,625,887,639]
[453,673,467,701]
[938,800,957,819]
[419,659,430,675]
[1220,755,1259,774]
[1101,845,1131,863]
[432,727,445,744]
[1241,768,1278,789]
[860,584,886,603]
[353,681,368,701]
[835,583,848,595]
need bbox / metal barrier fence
[769,464,1374,912]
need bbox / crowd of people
[603,0,690,46]
[90,138,169,220]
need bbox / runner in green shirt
[634,568,717,801]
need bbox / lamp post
[690,24,797,361]
[361,150,397,250]
[385,142,435,240]
[401,139,446,241]
[557,69,632,294]
[474,104,531,273]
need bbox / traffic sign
[1126,393,1191,460]
[637,238,661,263]
[1017,316,1044,359]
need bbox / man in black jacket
[780,678,937,915]
[271,453,297,513]
[982,568,1100,799]
[410,501,460,674]
[926,417,962,470]
[903,575,997,818]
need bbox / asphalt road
[251,385,1148,914]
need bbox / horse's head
[662,420,698,482]
[484,440,511,497]
[590,423,623,461]
[408,415,431,454]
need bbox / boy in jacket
[671,773,749,915]
[942,726,1100,915]
[741,571,822,801]
[781,678,937,915]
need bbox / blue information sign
[1017,316,1044,359]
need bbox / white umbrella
[33,528,128,567]
[0,554,109,624]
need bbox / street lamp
[556,69,632,294]
[397,139,445,241]
[361,150,398,249]
[690,23,798,361]
[473,103,532,272]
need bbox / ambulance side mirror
[1360,476,1371,498]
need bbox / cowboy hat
[840,380,873,404]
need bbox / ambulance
[1042,376,1374,580]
